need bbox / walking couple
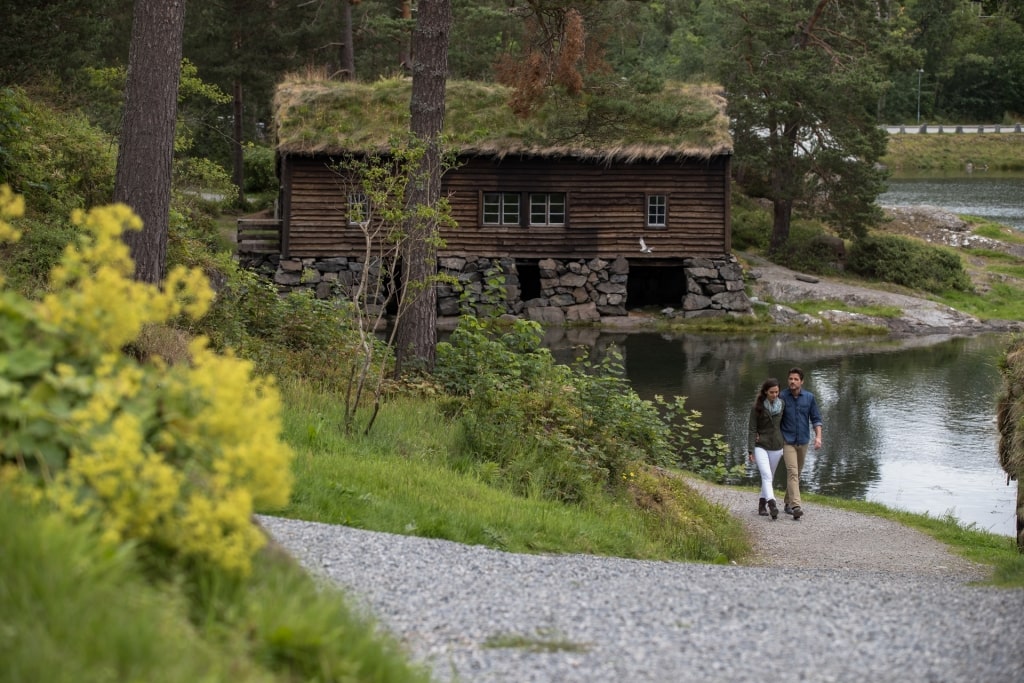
[746,367,823,521]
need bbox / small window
[348,192,370,225]
[529,193,566,226]
[483,192,521,225]
[647,195,667,227]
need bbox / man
[779,366,823,520]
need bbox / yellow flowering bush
[0,186,293,574]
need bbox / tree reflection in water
[543,329,1016,537]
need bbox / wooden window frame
[481,191,523,226]
[646,194,667,228]
[528,192,567,226]
[347,191,370,226]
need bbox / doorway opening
[626,265,687,309]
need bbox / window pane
[647,195,666,226]
[348,192,369,224]
[548,193,565,224]
[502,192,520,224]
[483,192,501,224]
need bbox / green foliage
[714,0,890,244]
[770,219,845,276]
[193,264,387,396]
[435,315,730,504]
[847,233,973,294]
[280,387,750,563]
[730,196,772,251]
[243,144,278,194]
[0,87,116,294]
[0,191,293,576]
[0,493,240,683]
[0,489,431,683]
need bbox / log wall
[280,153,731,261]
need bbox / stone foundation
[239,252,753,322]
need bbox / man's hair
[788,367,805,380]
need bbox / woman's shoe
[768,499,779,519]
[758,498,768,516]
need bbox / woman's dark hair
[755,378,780,414]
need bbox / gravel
[257,493,1024,682]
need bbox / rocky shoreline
[746,256,1024,337]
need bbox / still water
[543,329,1017,537]
[878,173,1024,231]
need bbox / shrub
[730,197,771,251]
[243,144,278,194]
[847,233,973,293]
[0,188,293,576]
[435,316,729,503]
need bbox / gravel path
[258,491,1024,682]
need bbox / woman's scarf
[764,397,783,416]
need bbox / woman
[748,378,785,519]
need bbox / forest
[2,0,1022,171]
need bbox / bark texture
[114,0,186,284]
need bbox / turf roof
[274,76,733,162]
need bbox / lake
[543,329,1017,538]
[878,173,1024,231]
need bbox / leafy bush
[435,316,729,504]
[730,196,771,251]
[243,144,278,194]
[847,233,973,293]
[0,188,293,576]
[0,87,117,295]
[770,219,845,276]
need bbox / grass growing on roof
[273,76,732,160]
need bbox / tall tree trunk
[232,79,245,207]
[339,0,356,80]
[770,197,792,253]
[392,0,451,375]
[397,0,412,71]
[114,0,186,284]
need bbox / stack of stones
[242,252,752,322]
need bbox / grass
[938,281,1024,320]
[278,382,749,563]
[0,492,430,683]
[881,133,1024,172]
[484,629,591,653]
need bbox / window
[348,192,370,225]
[647,194,667,227]
[529,193,566,226]
[482,192,521,225]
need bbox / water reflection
[542,328,1016,537]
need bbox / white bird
[639,237,653,253]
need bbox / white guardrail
[883,123,1023,134]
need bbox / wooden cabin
[246,78,750,322]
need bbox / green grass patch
[484,629,590,653]
[987,264,1024,279]
[938,281,1024,320]
[0,492,428,683]
[798,492,1024,588]
[278,382,749,564]
[968,218,1024,244]
[882,133,1024,172]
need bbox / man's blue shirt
[780,388,822,445]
